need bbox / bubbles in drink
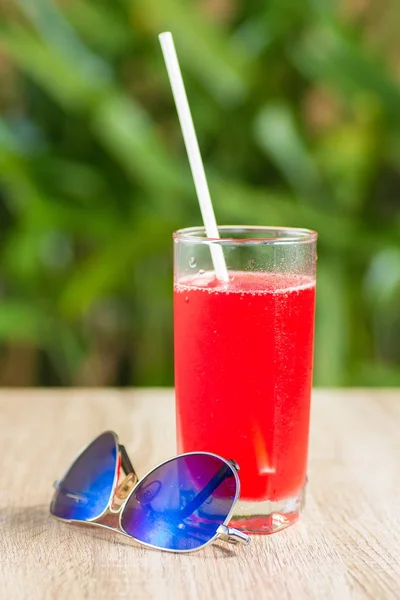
[189,257,197,268]
[174,270,316,503]
[185,296,189,303]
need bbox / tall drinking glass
[174,226,317,533]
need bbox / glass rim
[173,225,318,245]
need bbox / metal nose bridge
[92,473,139,529]
[115,473,138,501]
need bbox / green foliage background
[0,0,399,386]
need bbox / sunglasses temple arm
[179,465,232,520]
[119,445,139,480]
[177,466,250,546]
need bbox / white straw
[159,32,229,282]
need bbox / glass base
[230,484,306,534]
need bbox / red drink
[174,271,316,502]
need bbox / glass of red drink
[174,226,317,534]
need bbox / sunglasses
[50,431,250,553]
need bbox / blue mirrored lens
[50,431,117,521]
[121,454,237,551]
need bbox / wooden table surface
[1,388,400,600]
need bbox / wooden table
[1,389,400,599]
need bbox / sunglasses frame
[51,431,249,553]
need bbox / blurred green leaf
[0,25,107,109]
[1,27,188,194]
[92,92,188,193]
[254,103,322,199]
[364,248,400,308]
[132,0,250,104]
[65,0,133,57]
[292,24,400,126]
[317,120,379,211]
[17,0,110,76]
[0,301,49,343]
[314,258,349,385]
[59,212,175,317]
[354,363,400,387]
